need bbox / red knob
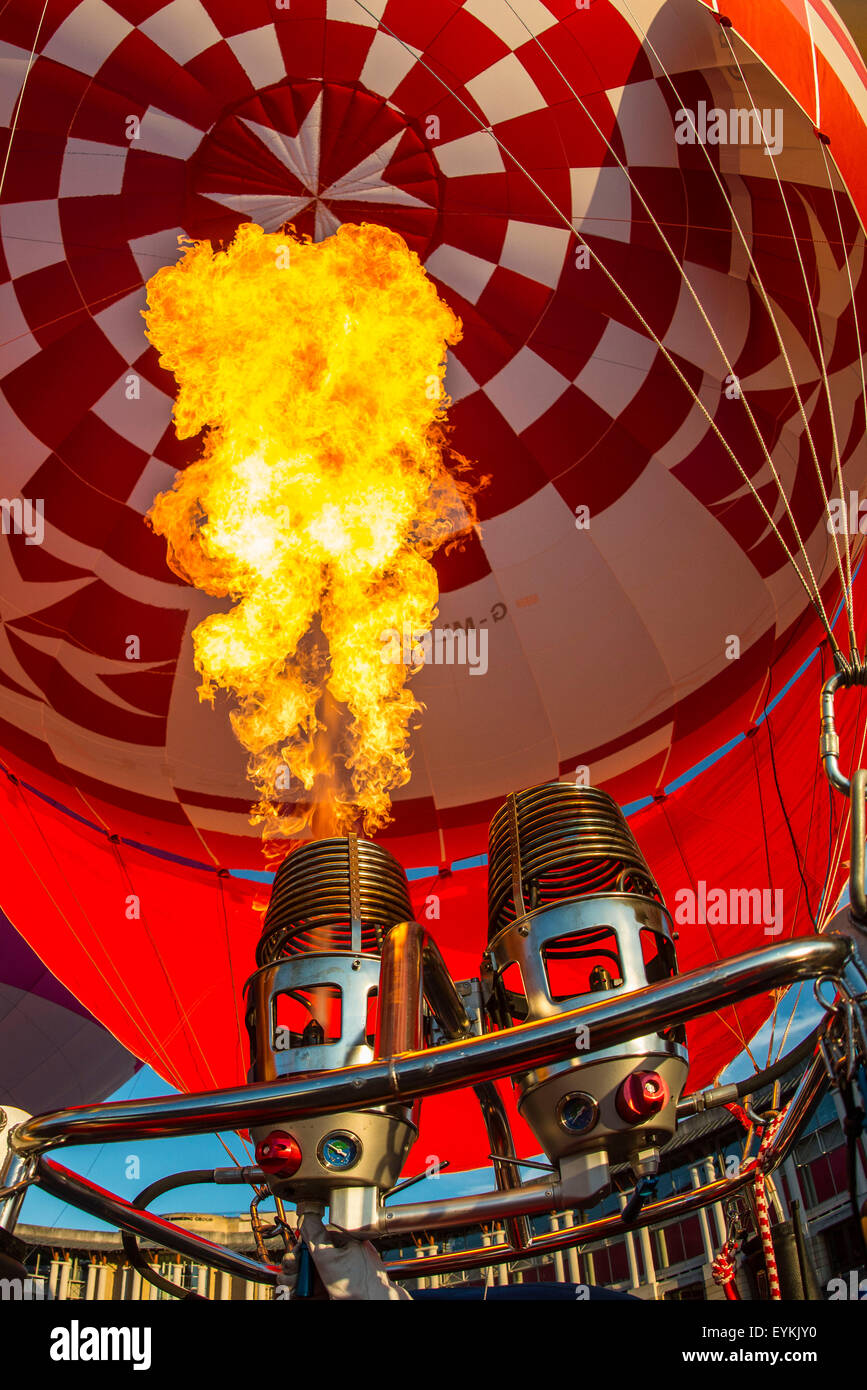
[255,1130,303,1176]
[616,1071,669,1124]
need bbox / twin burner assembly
[246,782,688,1224]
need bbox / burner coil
[487,783,662,939]
[257,835,413,964]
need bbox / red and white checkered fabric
[0,0,866,864]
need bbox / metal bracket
[820,667,867,795]
[819,671,867,921]
[507,792,526,918]
[346,832,362,953]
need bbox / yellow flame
[144,221,474,840]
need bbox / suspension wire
[0,775,188,1094]
[4,2,859,1146]
[106,838,224,1090]
[1,773,253,1168]
[766,709,809,1065]
[618,1,853,656]
[623,0,858,657]
[765,615,867,1062]
[656,798,757,1066]
[746,625,832,1067]
[474,0,865,1078]
[761,701,819,931]
[0,0,49,202]
[772,980,807,1066]
[504,0,848,659]
[818,138,867,492]
[718,25,860,661]
[748,724,786,1070]
[31,1065,158,1234]
[353,2,861,1095]
[624,1,857,658]
[17,764,234,1105]
[489,0,861,1074]
[749,732,775,913]
[350,1,843,657]
[818,678,867,928]
[109,847,255,1167]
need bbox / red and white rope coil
[751,1111,786,1301]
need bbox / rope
[752,1112,786,1300]
[724,1100,788,1299]
[0,0,49,202]
[724,1101,752,1131]
[719,27,859,658]
[349,0,843,654]
[510,0,847,656]
[819,140,867,506]
[711,1241,741,1300]
[615,2,849,657]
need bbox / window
[365,989,378,1046]
[822,1216,866,1275]
[640,928,676,984]
[794,1120,849,1206]
[273,985,342,1050]
[499,960,528,1019]
[542,928,622,1000]
[656,1217,704,1268]
[591,1241,629,1284]
[801,1149,849,1206]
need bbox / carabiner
[820,668,867,795]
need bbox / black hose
[728,1024,821,1097]
[121,1167,265,1301]
[676,1025,822,1119]
[622,1174,658,1225]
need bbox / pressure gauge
[317,1131,362,1172]
[557,1092,599,1135]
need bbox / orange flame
[144,222,474,840]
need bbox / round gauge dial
[317,1132,362,1172]
[558,1093,599,1136]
